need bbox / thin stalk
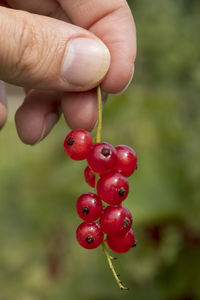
[102,241,128,291]
[95,86,128,291]
[95,86,102,144]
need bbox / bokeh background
[1,0,200,299]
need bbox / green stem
[95,86,102,144]
[102,241,129,291]
[95,86,128,291]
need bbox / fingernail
[61,38,110,87]
[35,113,58,144]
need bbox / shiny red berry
[76,222,104,249]
[76,193,103,222]
[100,205,132,236]
[106,229,135,253]
[64,129,93,160]
[115,145,137,177]
[97,172,129,205]
[84,166,95,188]
[87,142,117,175]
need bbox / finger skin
[7,0,58,15]
[61,89,98,131]
[58,0,136,93]
[0,80,7,129]
[20,87,106,137]
[15,90,61,144]
[0,0,11,7]
[6,0,136,93]
[0,6,110,91]
[1,1,136,140]
[7,0,72,23]
[91,7,136,93]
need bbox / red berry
[97,172,129,205]
[76,193,103,222]
[100,205,132,236]
[64,129,93,160]
[106,229,135,253]
[76,222,104,249]
[87,142,117,175]
[84,166,95,188]
[115,145,137,177]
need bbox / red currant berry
[76,193,103,222]
[64,129,93,160]
[106,229,135,253]
[76,222,104,249]
[115,145,137,177]
[87,142,117,175]
[97,172,129,205]
[100,205,132,236]
[84,166,95,188]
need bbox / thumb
[0,7,110,91]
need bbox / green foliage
[0,1,200,299]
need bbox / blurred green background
[1,0,200,299]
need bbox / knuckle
[14,12,44,77]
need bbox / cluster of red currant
[64,128,137,254]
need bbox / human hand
[0,0,136,144]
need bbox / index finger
[58,0,136,93]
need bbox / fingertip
[15,111,59,145]
[113,63,135,95]
[0,103,7,129]
[89,4,136,94]
[15,90,61,145]
[34,112,59,145]
[0,80,7,129]
[61,89,98,131]
[15,106,44,145]
[101,39,136,94]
